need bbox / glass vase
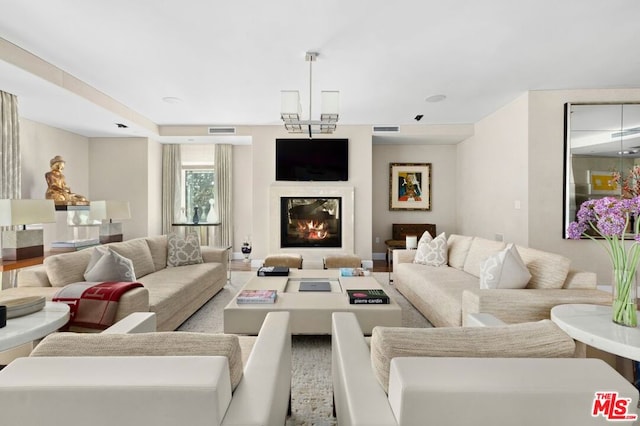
[612,268,638,327]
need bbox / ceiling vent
[207,126,236,135]
[372,125,400,133]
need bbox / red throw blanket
[53,281,143,330]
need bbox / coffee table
[223,269,402,335]
[0,302,70,352]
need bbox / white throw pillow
[413,232,447,266]
[479,244,531,289]
[417,230,433,246]
[84,246,137,282]
[167,232,204,267]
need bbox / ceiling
[0,0,639,144]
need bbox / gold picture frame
[389,163,431,210]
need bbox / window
[183,168,214,222]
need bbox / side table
[0,302,70,352]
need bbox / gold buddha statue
[45,155,89,205]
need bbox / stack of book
[236,289,278,304]
[347,289,390,305]
[340,267,366,277]
[50,238,100,251]
[257,266,289,276]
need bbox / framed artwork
[587,170,620,195]
[389,163,431,210]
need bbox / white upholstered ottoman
[388,357,639,425]
[0,356,232,426]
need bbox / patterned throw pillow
[84,246,136,282]
[413,232,448,266]
[479,244,532,289]
[167,232,204,267]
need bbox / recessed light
[426,94,446,103]
[115,123,128,128]
[414,114,424,121]
[162,96,183,104]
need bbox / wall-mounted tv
[276,138,348,181]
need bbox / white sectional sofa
[0,235,230,331]
[393,234,611,327]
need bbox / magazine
[346,289,390,304]
[236,289,277,304]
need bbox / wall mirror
[563,103,640,238]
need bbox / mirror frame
[563,102,640,238]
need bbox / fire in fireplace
[280,197,342,248]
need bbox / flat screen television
[276,138,348,181]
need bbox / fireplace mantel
[269,185,355,263]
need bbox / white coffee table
[550,303,640,361]
[223,269,402,335]
[0,302,70,352]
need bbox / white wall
[147,138,163,236]
[88,137,154,240]
[372,144,457,257]
[456,92,530,245]
[233,144,252,256]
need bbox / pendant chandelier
[280,51,339,138]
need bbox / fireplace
[280,197,342,248]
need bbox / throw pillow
[417,230,433,246]
[83,246,137,282]
[413,232,447,266]
[167,232,204,267]
[479,244,531,289]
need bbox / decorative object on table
[567,196,640,327]
[192,206,200,224]
[236,289,277,304]
[340,267,365,277]
[389,163,431,211]
[241,236,252,262]
[405,235,418,250]
[44,155,89,206]
[90,200,131,243]
[0,199,56,260]
[347,289,390,304]
[257,266,289,277]
[206,199,219,223]
[0,295,46,318]
[299,281,331,292]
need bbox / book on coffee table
[347,289,390,304]
[236,289,277,304]
[257,266,290,277]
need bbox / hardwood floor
[230,259,391,272]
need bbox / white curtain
[1,90,21,287]
[161,144,182,235]
[214,144,232,247]
[0,90,20,199]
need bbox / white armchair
[332,312,638,426]
[0,311,291,426]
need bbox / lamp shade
[321,91,340,116]
[406,235,418,250]
[281,90,301,119]
[90,200,131,221]
[0,199,56,226]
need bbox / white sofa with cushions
[331,312,639,426]
[0,311,292,426]
[392,233,611,326]
[1,234,229,331]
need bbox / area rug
[178,271,431,426]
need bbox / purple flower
[597,213,627,236]
[576,200,597,223]
[567,221,586,239]
[594,197,620,217]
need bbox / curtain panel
[0,90,20,199]
[214,144,232,248]
[161,144,182,235]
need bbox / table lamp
[90,200,131,243]
[406,235,418,250]
[0,199,56,260]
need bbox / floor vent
[208,127,236,135]
[372,125,400,133]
